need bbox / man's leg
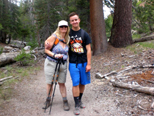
[78,62,91,109]
[69,63,80,115]
[73,85,80,115]
[79,84,85,99]
[79,84,86,108]
[73,85,80,106]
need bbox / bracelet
[53,53,55,58]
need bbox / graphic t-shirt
[69,29,91,63]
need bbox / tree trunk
[90,0,108,55]
[110,0,133,47]
[7,34,11,44]
[1,32,6,43]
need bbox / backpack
[45,37,66,59]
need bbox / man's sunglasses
[60,26,68,28]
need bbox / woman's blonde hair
[53,26,70,45]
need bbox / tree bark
[90,0,108,55]
[110,0,133,47]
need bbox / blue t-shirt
[69,29,91,63]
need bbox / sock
[63,97,67,101]
[79,93,83,101]
[74,96,79,107]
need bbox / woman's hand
[54,54,63,59]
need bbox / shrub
[0,47,3,55]
[14,49,34,66]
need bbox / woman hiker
[44,20,70,111]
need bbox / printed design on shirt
[70,35,84,53]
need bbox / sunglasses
[60,25,68,28]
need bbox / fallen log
[0,50,40,66]
[0,52,20,66]
[133,35,154,43]
[111,80,154,95]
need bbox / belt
[47,57,67,64]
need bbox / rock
[24,46,31,51]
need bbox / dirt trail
[0,61,122,116]
[0,44,154,116]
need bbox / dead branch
[134,65,154,69]
[141,78,154,84]
[95,64,154,79]
[95,71,117,79]
[0,76,13,82]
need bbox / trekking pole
[43,60,59,112]
[49,59,62,115]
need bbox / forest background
[0,1,154,115]
[0,0,154,55]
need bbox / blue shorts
[69,62,91,86]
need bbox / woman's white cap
[58,20,68,27]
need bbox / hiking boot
[79,100,85,109]
[74,106,80,115]
[63,100,70,111]
[42,97,51,109]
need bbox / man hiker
[68,12,92,115]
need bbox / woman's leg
[58,83,67,97]
[47,84,53,97]
[58,83,70,111]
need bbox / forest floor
[0,42,154,116]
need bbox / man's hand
[86,64,91,72]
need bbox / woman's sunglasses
[60,25,68,28]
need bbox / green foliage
[33,0,65,42]
[0,24,3,30]
[14,50,34,66]
[138,41,154,49]
[18,1,34,41]
[132,0,154,34]
[126,44,143,54]
[132,34,141,40]
[105,15,113,38]
[0,0,24,43]
[127,41,154,54]
[26,38,39,49]
[0,64,41,101]
[66,0,90,32]
[0,47,3,55]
